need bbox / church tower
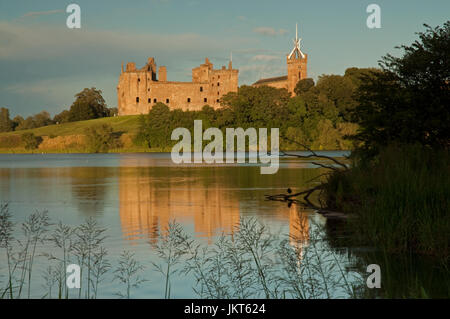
[286,23,308,95]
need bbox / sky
[0,0,449,117]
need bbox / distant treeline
[0,88,118,132]
[135,67,375,151]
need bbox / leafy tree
[221,85,290,129]
[53,110,71,124]
[108,107,119,117]
[69,88,108,122]
[350,22,450,157]
[135,103,172,148]
[33,111,53,127]
[21,133,43,150]
[16,116,37,131]
[85,124,122,153]
[0,107,13,132]
[12,115,24,130]
[294,78,315,95]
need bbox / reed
[323,144,450,261]
[113,250,146,299]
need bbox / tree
[135,103,172,148]
[68,88,108,122]
[16,116,37,131]
[0,107,13,132]
[221,85,290,129]
[84,124,122,153]
[294,78,315,95]
[350,22,450,157]
[33,111,53,127]
[21,133,43,150]
[12,115,24,130]
[53,110,71,124]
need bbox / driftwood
[264,135,349,220]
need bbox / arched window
[136,97,139,103]
[200,86,203,92]
[204,98,207,103]
[187,98,191,103]
[166,99,170,103]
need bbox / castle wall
[253,80,288,90]
[118,58,238,115]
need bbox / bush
[84,124,122,153]
[21,133,43,150]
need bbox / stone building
[117,57,238,115]
[252,24,308,95]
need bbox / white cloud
[21,10,64,18]
[251,54,281,62]
[253,27,288,37]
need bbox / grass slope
[0,115,141,138]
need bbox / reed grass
[323,144,450,262]
[0,205,379,299]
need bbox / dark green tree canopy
[69,87,108,122]
[0,107,14,133]
[294,78,315,95]
[350,22,450,156]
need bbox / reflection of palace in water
[118,163,310,247]
[119,167,241,244]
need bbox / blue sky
[0,0,449,117]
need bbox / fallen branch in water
[279,135,349,171]
[265,136,349,219]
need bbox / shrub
[84,124,122,153]
[21,133,43,150]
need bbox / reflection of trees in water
[69,167,115,216]
[323,218,450,298]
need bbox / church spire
[288,23,305,59]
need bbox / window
[138,78,140,82]
[148,98,151,103]
[154,98,157,103]
[218,75,220,79]
[200,86,203,92]
[187,98,191,103]
[216,99,219,103]
[212,83,214,87]
[166,99,169,103]
[218,91,220,95]
[136,97,140,103]
[204,98,207,103]
[148,88,150,92]
[217,82,220,86]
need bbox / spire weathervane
[288,23,305,59]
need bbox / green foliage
[350,22,450,158]
[84,124,122,153]
[53,110,71,124]
[294,78,315,95]
[0,108,13,133]
[323,145,450,261]
[134,79,365,151]
[21,133,43,150]
[68,88,109,122]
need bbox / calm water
[2,152,443,298]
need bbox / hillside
[0,115,141,138]
[0,115,149,153]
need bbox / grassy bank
[0,115,165,153]
[322,145,450,263]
